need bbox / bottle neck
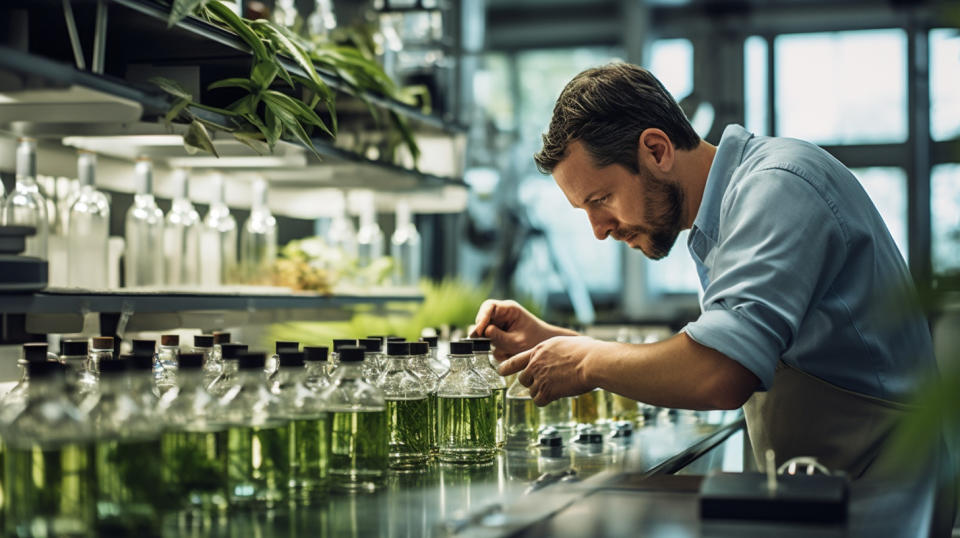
[27,377,68,400]
[304,361,327,376]
[78,152,96,187]
[16,139,37,181]
[135,160,154,195]
[334,362,364,379]
[447,354,473,372]
[383,356,410,373]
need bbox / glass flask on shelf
[206,343,247,398]
[379,341,431,468]
[327,195,358,259]
[88,336,113,379]
[436,341,497,464]
[156,334,180,394]
[1,342,54,407]
[124,157,165,286]
[67,150,109,288]
[505,376,540,450]
[408,341,440,453]
[468,338,507,448]
[1,362,95,537]
[318,345,388,492]
[60,339,97,402]
[200,174,237,287]
[390,200,421,287]
[164,168,201,287]
[240,178,277,283]
[356,197,383,269]
[193,333,215,373]
[303,345,331,392]
[202,332,230,385]
[3,137,48,259]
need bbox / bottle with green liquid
[206,342,247,397]
[215,351,291,507]
[330,338,357,374]
[359,337,385,384]
[408,341,440,454]
[303,345,332,392]
[505,376,540,449]
[271,350,329,502]
[319,345,388,492]
[436,341,497,464]
[467,338,507,448]
[1,361,96,537]
[379,341,431,468]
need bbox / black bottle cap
[609,421,634,439]
[275,341,299,354]
[132,339,156,357]
[359,338,382,352]
[98,359,128,375]
[27,361,65,379]
[449,341,474,355]
[237,351,266,370]
[220,343,248,359]
[573,428,603,444]
[178,352,204,369]
[23,342,48,362]
[386,336,405,341]
[332,339,356,351]
[122,354,154,371]
[213,332,231,345]
[409,342,429,356]
[60,339,88,356]
[365,335,386,342]
[470,338,491,352]
[387,341,410,356]
[303,346,328,362]
[194,335,214,348]
[419,336,438,348]
[338,345,365,362]
[539,427,563,447]
[278,351,305,367]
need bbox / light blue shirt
[683,124,936,402]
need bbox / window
[850,167,908,260]
[647,39,694,100]
[932,164,960,275]
[744,35,769,136]
[775,29,907,144]
[930,29,960,141]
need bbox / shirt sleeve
[683,167,848,391]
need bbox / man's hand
[498,335,606,406]
[471,299,578,361]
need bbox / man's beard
[618,172,684,260]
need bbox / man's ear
[637,128,675,173]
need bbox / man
[473,63,949,522]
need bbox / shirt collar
[690,124,754,245]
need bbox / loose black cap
[121,354,154,371]
[194,335,214,348]
[178,352,204,369]
[332,339,356,351]
[60,339,88,356]
[338,345,365,362]
[237,351,266,370]
[409,342,429,356]
[278,351,305,367]
[387,341,410,356]
[449,341,474,355]
[358,338,382,352]
[98,359,128,375]
[303,346,328,362]
[28,361,65,379]
[132,339,156,357]
[469,338,491,352]
[220,343,248,359]
[213,332,231,345]
[275,341,299,354]
[23,343,48,362]
[420,336,438,348]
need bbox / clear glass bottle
[379,341,431,468]
[3,137,48,259]
[121,353,161,414]
[326,196,357,259]
[436,341,497,464]
[356,202,383,269]
[202,332,230,386]
[267,340,299,380]
[359,337,385,384]
[319,345,388,492]
[331,338,357,374]
[390,200,421,287]
[132,338,157,374]
[67,150,110,288]
[216,351,290,507]
[1,361,95,537]
[124,157,164,286]
[468,338,507,448]
[193,333,215,374]
[572,388,609,426]
[408,341,440,453]
[164,168,201,287]
[270,351,329,501]
[420,335,449,377]
[89,359,166,534]
[89,336,113,380]
[207,343,247,398]
[158,352,228,515]
[60,339,97,402]
[505,377,540,449]
[539,397,575,434]
[240,178,277,283]
[156,334,180,394]
[1,342,54,407]
[303,346,332,392]
[200,174,237,287]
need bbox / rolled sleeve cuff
[682,307,780,391]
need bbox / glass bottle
[132,338,157,378]
[420,335,449,377]
[379,341,431,468]
[124,157,165,286]
[216,351,290,507]
[3,137,48,259]
[505,376,540,449]
[436,341,497,464]
[572,388,610,427]
[158,352,228,515]
[156,334,180,394]
[408,341,440,453]
[67,150,110,288]
[1,362,95,537]
[240,178,277,283]
[303,346,331,392]
[89,336,113,380]
[267,340,299,380]
[356,201,383,269]
[164,169,201,287]
[330,338,357,374]
[207,343,247,398]
[203,332,230,386]
[319,345,388,492]
[359,337,384,384]
[60,339,96,402]
[200,174,237,287]
[468,338,507,448]
[1,342,53,406]
[193,333,215,375]
[89,359,165,534]
[326,196,357,259]
[270,351,328,501]
[121,353,162,414]
[539,397,575,434]
[390,200,421,287]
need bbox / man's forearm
[582,332,759,410]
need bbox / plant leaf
[226,94,256,116]
[265,100,321,158]
[149,76,193,100]
[233,131,270,155]
[204,1,269,60]
[164,97,192,123]
[184,119,219,157]
[250,61,279,90]
[252,21,332,102]
[262,90,332,138]
[264,106,282,149]
[389,110,420,165]
[168,0,207,27]
[208,77,256,91]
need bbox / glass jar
[156,334,181,394]
[267,340,299,380]
[1,342,54,406]
[4,138,49,259]
[379,341,431,468]
[193,334,215,376]
[207,343,247,398]
[419,336,448,377]
[330,338,357,373]
[358,337,384,384]
[67,150,110,288]
[124,157,165,286]
[467,338,507,448]
[59,339,96,402]
[408,341,440,453]
[436,341,497,464]
[303,346,332,392]
[505,376,540,450]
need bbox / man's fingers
[482,324,509,346]
[472,301,497,338]
[499,348,532,377]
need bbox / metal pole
[62,0,86,70]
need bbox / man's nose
[587,211,615,240]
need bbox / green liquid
[608,393,641,423]
[329,410,388,491]
[572,390,608,425]
[161,429,228,511]
[539,397,574,430]
[225,423,291,506]
[437,395,497,464]
[95,437,168,535]
[493,386,507,448]
[4,442,96,537]
[506,396,540,449]
[429,392,439,454]
[289,416,330,499]
[386,397,431,468]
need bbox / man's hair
[534,63,700,174]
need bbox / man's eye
[593,195,610,205]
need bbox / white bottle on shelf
[200,174,237,287]
[327,193,357,259]
[240,178,277,282]
[391,200,421,287]
[164,169,201,287]
[356,195,383,268]
[3,137,49,259]
[124,157,165,287]
[67,151,110,289]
